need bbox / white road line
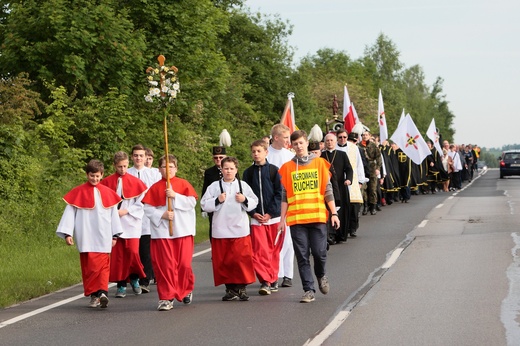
[381,248,404,269]
[501,233,520,344]
[418,220,428,228]
[436,203,444,208]
[1,293,86,328]
[306,246,408,345]
[0,245,212,329]
[304,310,351,346]
[193,247,211,257]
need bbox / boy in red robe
[100,151,148,298]
[200,157,259,301]
[142,154,198,311]
[56,159,123,308]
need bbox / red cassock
[100,174,148,283]
[80,252,110,297]
[142,176,198,301]
[211,236,256,287]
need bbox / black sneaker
[270,281,279,292]
[182,292,193,304]
[222,289,239,301]
[238,287,250,301]
[99,293,109,308]
[258,283,271,296]
[281,277,292,287]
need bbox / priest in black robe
[321,133,353,243]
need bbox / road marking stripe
[418,220,428,228]
[381,248,404,269]
[193,247,211,257]
[304,310,351,346]
[501,233,520,342]
[0,245,212,329]
[436,203,444,208]
[0,292,88,328]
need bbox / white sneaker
[300,290,315,303]
[157,300,173,311]
[318,276,330,294]
[88,296,100,308]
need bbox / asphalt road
[1,168,518,346]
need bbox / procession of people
[56,120,481,310]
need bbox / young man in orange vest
[277,130,340,303]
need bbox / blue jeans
[290,223,327,292]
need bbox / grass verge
[0,210,209,309]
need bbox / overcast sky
[245,0,520,149]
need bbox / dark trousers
[139,235,154,285]
[347,203,361,233]
[290,223,327,292]
[452,171,462,189]
[400,186,411,201]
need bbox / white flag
[426,118,443,155]
[343,85,358,133]
[352,102,359,123]
[397,109,405,128]
[390,114,431,165]
[378,89,388,143]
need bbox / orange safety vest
[279,158,331,226]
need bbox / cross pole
[158,54,174,236]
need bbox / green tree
[429,77,455,142]
[0,74,46,201]
[221,10,294,119]
[0,0,147,100]
[361,33,406,132]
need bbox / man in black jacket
[243,140,283,296]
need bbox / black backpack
[219,174,243,194]
[242,164,279,187]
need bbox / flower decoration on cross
[144,55,180,107]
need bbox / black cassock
[202,165,223,238]
[321,150,353,243]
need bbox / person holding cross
[142,154,198,311]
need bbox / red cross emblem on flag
[406,133,420,150]
[379,111,385,126]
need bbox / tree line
[0,0,457,240]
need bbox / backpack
[242,164,279,187]
[219,174,243,194]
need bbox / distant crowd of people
[56,125,481,310]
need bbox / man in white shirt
[267,124,294,289]
[128,144,161,292]
[448,144,463,190]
